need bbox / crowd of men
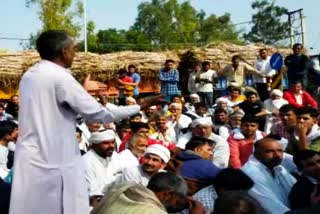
[0,30,320,214]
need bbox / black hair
[214,191,265,214]
[194,102,207,110]
[294,106,319,118]
[130,122,149,133]
[0,121,18,140]
[245,91,258,97]
[36,30,72,61]
[214,168,254,192]
[128,64,136,69]
[293,43,303,49]
[130,113,142,119]
[232,55,240,61]
[214,108,228,116]
[117,68,127,75]
[279,104,296,113]
[259,48,267,54]
[293,150,320,170]
[185,136,215,151]
[117,120,131,130]
[165,59,175,64]
[202,61,210,67]
[171,95,182,102]
[241,115,260,124]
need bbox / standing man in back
[159,59,180,102]
[9,30,147,214]
[285,43,309,88]
[196,61,217,107]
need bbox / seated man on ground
[241,138,297,214]
[213,108,232,140]
[91,171,205,214]
[119,133,148,168]
[228,115,265,169]
[289,150,320,210]
[270,104,297,141]
[176,117,230,168]
[176,137,221,195]
[288,107,320,154]
[182,168,254,214]
[122,144,170,186]
[83,130,123,202]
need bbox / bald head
[254,138,283,169]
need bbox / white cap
[144,144,171,163]
[169,102,182,110]
[126,97,136,104]
[190,93,200,99]
[149,105,157,110]
[215,97,232,107]
[191,117,213,128]
[89,130,115,144]
[270,89,283,97]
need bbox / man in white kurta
[83,130,123,197]
[10,31,142,214]
[176,118,230,168]
[241,138,296,214]
[122,144,170,186]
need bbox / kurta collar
[92,150,112,167]
[40,60,72,75]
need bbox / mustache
[143,163,153,168]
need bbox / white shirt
[119,149,140,168]
[176,132,230,168]
[83,150,123,196]
[255,56,276,83]
[10,60,141,214]
[150,128,177,144]
[0,144,9,179]
[197,69,217,92]
[242,155,296,214]
[122,165,151,186]
[166,114,192,142]
[188,71,199,93]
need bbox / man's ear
[160,162,167,170]
[194,146,201,154]
[60,48,68,59]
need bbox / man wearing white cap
[176,117,230,168]
[83,129,123,204]
[122,144,171,186]
[166,103,192,142]
[263,89,288,134]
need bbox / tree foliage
[26,0,83,37]
[243,0,289,45]
[130,0,240,50]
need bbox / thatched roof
[0,43,291,91]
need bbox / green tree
[131,0,240,50]
[26,0,83,37]
[244,0,289,45]
[132,0,201,49]
[199,13,241,44]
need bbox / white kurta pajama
[10,60,140,214]
[83,150,123,196]
[241,155,296,214]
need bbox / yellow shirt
[219,62,260,86]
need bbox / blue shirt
[129,73,141,96]
[159,68,180,96]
